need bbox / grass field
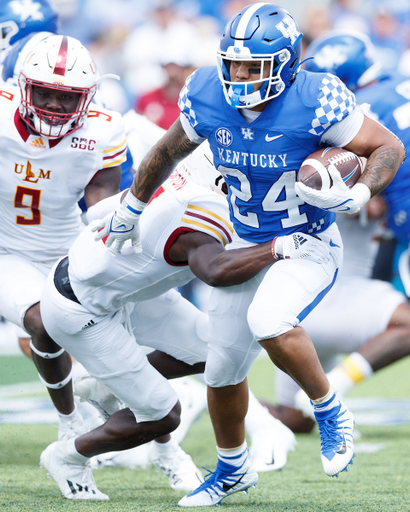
[1,355,410,511]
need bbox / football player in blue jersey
[94,4,405,506]
[303,30,410,295]
[0,0,58,55]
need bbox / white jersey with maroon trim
[0,85,126,261]
[69,171,233,315]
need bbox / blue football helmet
[217,3,302,109]
[0,0,58,53]
[2,30,52,83]
[303,31,382,92]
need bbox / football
[297,147,363,191]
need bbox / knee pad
[247,301,294,341]
[204,342,261,387]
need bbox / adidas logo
[293,234,308,249]
[81,319,96,330]
[29,137,47,149]
[67,479,96,496]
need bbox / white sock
[58,403,83,426]
[311,387,335,406]
[66,438,90,463]
[217,440,248,466]
[152,438,177,455]
[327,352,373,397]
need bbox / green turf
[1,356,410,510]
[0,355,38,386]
[1,420,409,511]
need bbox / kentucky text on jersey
[217,147,288,168]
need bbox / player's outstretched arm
[172,231,331,287]
[170,231,274,287]
[93,119,198,252]
[130,118,199,203]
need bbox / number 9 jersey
[0,85,127,261]
[178,66,358,243]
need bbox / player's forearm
[195,242,274,287]
[130,118,198,203]
[358,141,405,197]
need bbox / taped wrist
[350,183,371,209]
[119,192,147,222]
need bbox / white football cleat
[314,394,355,477]
[74,376,123,421]
[90,443,152,470]
[39,441,109,500]
[149,442,204,491]
[249,416,297,472]
[178,455,258,507]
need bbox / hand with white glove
[92,191,147,253]
[295,164,371,214]
[271,232,331,265]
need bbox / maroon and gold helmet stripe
[53,36,69,77]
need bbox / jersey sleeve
[307,73,356,137]
[101,112,127,169]
[180,191,234,247]
[178,66,219,140]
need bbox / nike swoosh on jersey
[265,134,283,142]
[329,239,340,248]
[222,472,246,492]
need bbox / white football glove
[295,164,371,214]
[92,192,147,253]
[272,232,331,265]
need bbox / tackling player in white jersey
[0,34,126,438]
[38,155,324,500]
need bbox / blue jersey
[355,71,410,243]
[179,67,356,243]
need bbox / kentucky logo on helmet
[10,0,44,22]
[313,45,349,71]
[276,15,301,45]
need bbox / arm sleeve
[321,105,365,147]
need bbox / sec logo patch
[216,128,233,147]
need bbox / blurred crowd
[47,0,410,119]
